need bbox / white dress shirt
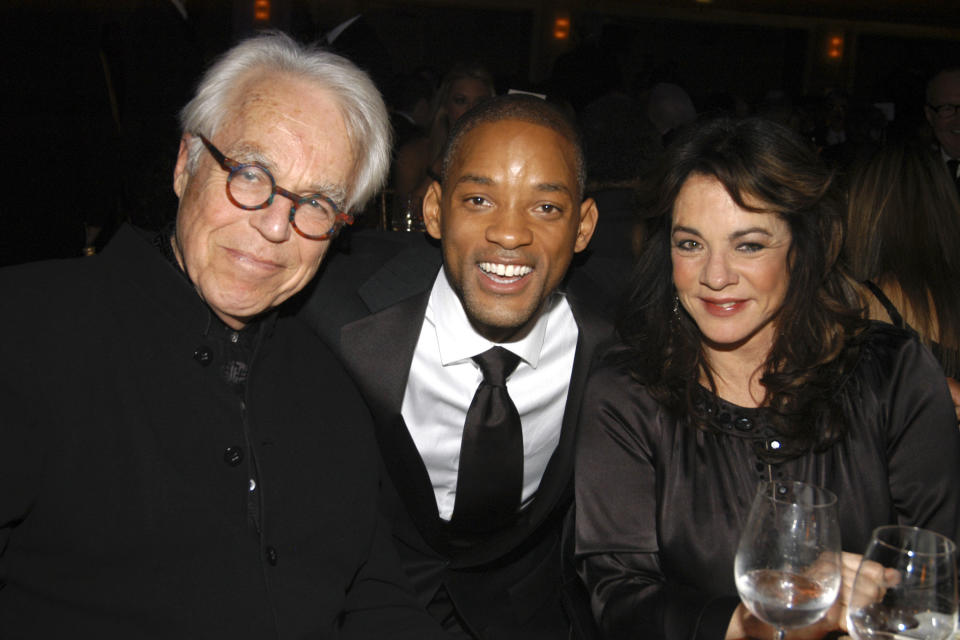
[402,270,579,521]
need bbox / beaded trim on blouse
[691,386,802,464]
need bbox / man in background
[925,66,960,194]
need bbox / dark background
[1,0,958,266]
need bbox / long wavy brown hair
[620,117,867,457]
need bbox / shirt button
[266,546,278,566]
[249,478,257,492]
[230,332,240,344]
[223,446,244,466]
[193,346,213,366]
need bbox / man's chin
[465,305,540,343]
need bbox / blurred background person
[389,70,436,152]
[924,67,960,196]
[392,62,495,229]
[577,91,663,297]
[845,140,960,386]
[643,82,696,145]
[575,117,960,640]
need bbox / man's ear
[173,134,192,199]
[422,180,444,240]
[573,197,599,253]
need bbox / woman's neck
[701,327,775,408]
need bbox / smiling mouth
[227,248,283,270]
[478,261,533,282]
[702,298,747,313]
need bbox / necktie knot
[472,346,521,387]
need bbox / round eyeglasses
[196,133,353,240]
[927,103,960,118]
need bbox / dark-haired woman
[574,117,960,640]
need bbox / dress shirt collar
[427,268,556,369]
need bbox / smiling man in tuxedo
[301,94,609,638]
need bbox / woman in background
[845,140,960,381]
[392,63,495,227]
[575,117,960,640]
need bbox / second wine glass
[847,525,957,640]
[735,480,842,640]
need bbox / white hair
[179,31,391,212]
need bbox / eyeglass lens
[226,165,339,238]
[932,104,960,117]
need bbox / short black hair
[440,94,586,199]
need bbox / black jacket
[299,230,613,639]
[0,225,442,639]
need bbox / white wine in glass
[847,525,957,640]
[735,480,842,640]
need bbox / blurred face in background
[446,76,493,125]
[926,70,960,159]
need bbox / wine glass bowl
[847,525,957,640]
[735,480,843,639]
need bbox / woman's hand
[726,552,888,639]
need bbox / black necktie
[948,159,960,194]
[450,346,523,531]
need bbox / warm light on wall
[553,15,570,40]
[254,0,270,22]
[827,34,843,60]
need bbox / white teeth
[479,262,532,278]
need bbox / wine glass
[847,525,957,640]
[735,480,842,640]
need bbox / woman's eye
[738,242,764,252]
[675,239,699,250]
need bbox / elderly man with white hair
[0,33,443,639]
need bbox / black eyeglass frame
[926,103,960,118]
[196,133,353,241]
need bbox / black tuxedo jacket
[298,230,613,639]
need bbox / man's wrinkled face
[926,70,960,159]
[172,72,354,329]
[422,119,597,343]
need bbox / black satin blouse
[575,323,960,640]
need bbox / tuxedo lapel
[534,296,611,507]
[340,293,427,420]
[340,292,449,546]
